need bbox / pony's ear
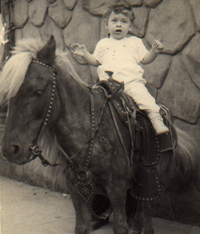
[37,35,56,66]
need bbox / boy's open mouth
[115,29,122,33]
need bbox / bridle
[28,59,108,173]
[29,59,60,167]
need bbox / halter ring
[30,145,42,156]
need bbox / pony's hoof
[130,231,142,234]
[130,229,142,234]
[143,229,154,234]
[91,217,109,230]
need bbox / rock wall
[1,0,200,226]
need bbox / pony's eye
[33,90,44,97]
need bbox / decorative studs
[32,60,57,128]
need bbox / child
[70,2,169,135]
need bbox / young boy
[71,2,169,135]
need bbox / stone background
[0,0,200,226]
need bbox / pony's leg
[129,201,154,234]
[70,189,91,234]
[107,181,129,234]
[129,201,143,234]
[143,202,154,234]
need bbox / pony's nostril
[10,145,20,155]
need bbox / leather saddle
[96,78,177,201]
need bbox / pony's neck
[55,65,92,156]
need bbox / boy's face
[106,11,132,40]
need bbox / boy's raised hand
[152,39,164,53]
[70,43,87,57]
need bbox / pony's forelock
[0,38,44,105]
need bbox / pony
[0,36,198,234]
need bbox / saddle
[96,78,177,201]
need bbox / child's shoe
[151,116,169,135]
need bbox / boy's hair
[104,1,135,23]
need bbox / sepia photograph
[0,0,200,233]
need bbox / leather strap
[29,60,60,167]
[108,101,130,164]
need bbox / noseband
[30,59,60,167]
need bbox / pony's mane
[55,50,88,88]
[39,128,61,165]
[38,129,69,192]
[0,37,87,105]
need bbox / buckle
[30,145,42,156]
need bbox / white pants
[125,81,160,120]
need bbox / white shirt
[94,36,148,84]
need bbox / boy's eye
[122,19,128,23]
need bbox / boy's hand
[152,39,164,53]
[70,43,87,57]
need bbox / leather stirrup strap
[108,102,130,166]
